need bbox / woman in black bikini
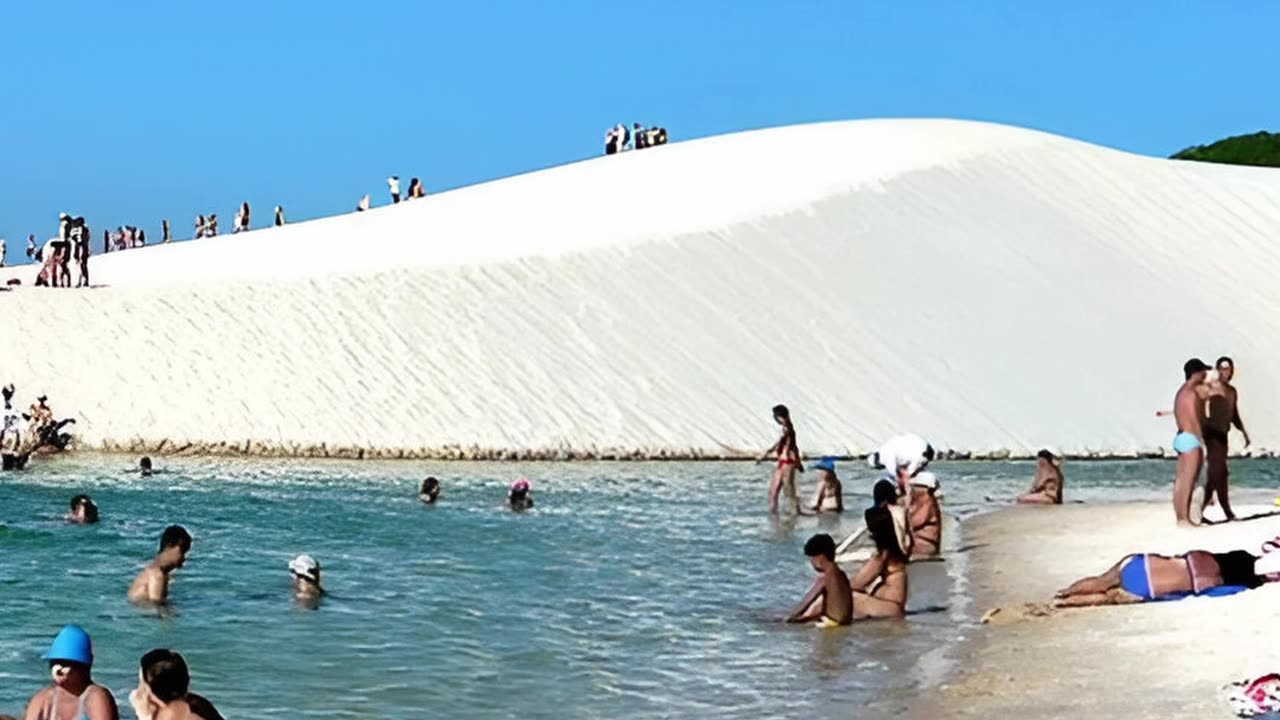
[848,505,909,618]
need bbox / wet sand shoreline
[911,499,1280,719]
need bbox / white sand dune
[3,119,1280,458]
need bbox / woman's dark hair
[420,477,440,494]
[1037,449,1055,461]
[771,404,789,420]
[70,494,99,522]
[140,649,189,703]
[872,479,898,507]
[140,456,153,470]
[865,506,906,560]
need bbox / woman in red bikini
[759,404,805,514]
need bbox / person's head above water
[69,494,99,524]
[157,525,192,568]
[138,649,189,704]
[1184,357,1211,381]
[139,456,153,475]
[510,479,531,498]
[872,479,898,507]
[803,533,836,571]
[771,404,790,425]
[419,477,441,503]
[46,624,93,671]
[288,554,322,589]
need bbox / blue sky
[2,1,1277,262]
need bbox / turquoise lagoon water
[1,455,1278,719]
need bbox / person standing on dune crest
[388,176,401,204]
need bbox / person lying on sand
[809,458,843,513]
[907,472,942,558]
[786,533,853,627]
[128,526,192,605]
[69,494,99,524]
[846,505,909,619]
[1054,542,1280,607]
[1017,449,1064,505]
[419,477,441,504]
[129,649,224,720]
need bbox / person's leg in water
[767,465,784,513]
[1173,442,1203,525]
[783,464,801,514]
[1204,433,1235,521]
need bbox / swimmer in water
[22,625,119,720]
[786,533,852,627]
[140,457,153,476]
[509,479,534,511]
[288,554,324,603]
[808,457,843,513]
[419,477,441,504]
[129,649,224,720]
[69,494,100,524]
[758,404,804,515]
[1017,449,1064,505]
[128,525,192,605]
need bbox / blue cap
[812,457,836,472]
[45,625,93,666]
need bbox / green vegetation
[1171,131,1280,168]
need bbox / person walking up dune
[274,206,285,226]
[388,176,401,204]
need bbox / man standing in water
[1203,356,1251,522]
[758,404,804,514]
[128,525,192,604]
[1172,358,1211,526]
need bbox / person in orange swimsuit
[758,404,805,514]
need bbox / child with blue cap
[809,457,843,514]
[22,624,119,720]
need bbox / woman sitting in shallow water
[1017,449,1064,505]
[1054,542,1280,606]
[847,504,909,619]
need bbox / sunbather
[1054,542,1280,607]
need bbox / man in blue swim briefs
[1171,358,1211,526]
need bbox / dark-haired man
[1171,358,1211,526]
[1203,356,1251,522]
[130,649,224,720]
[786,533,852,626]
[128,526,192,604]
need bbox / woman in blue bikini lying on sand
[1054,541,1280,607]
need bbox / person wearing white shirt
[388,176,401,204]
[868,433,935,494]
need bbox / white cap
[289,554,320,581]
[1255,552,1280,576]
[909,471,938,490]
